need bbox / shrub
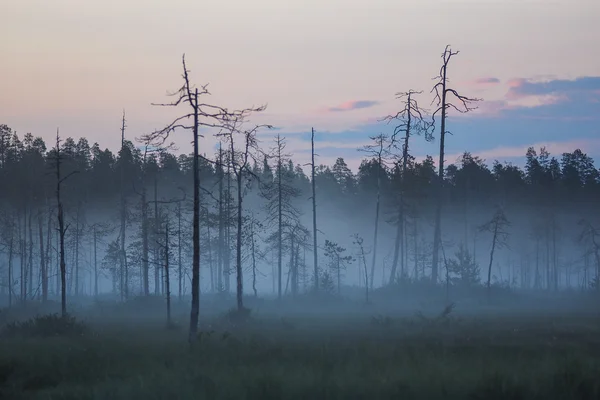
[1,313,88,338]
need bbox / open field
[1,292,600,400]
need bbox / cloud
[326,100,379,112]
[474,77,501,85]
[507,76,600,99]
[469,76,600,121]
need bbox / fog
[1,122,599,318]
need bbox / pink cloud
[474,77,501,85]
[324,100,379,113]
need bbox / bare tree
[262,135,301,300]
[382,90,432,284]
[359,134,389,290]
[311,128,319,291]
[54,129,78,317]
[143,54,264,343]
[118,111,129,300]
[217,114,271,311]
[479,205,510,298]
[352,233,370,303]
[430,45,481,283]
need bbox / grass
[0,300,600,399]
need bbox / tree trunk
[225,163,231,293]
[207,223,214,293]
[311,128,319,291]
[431,64,448,284]
[177,200,183,301]
[28,211,33,300]
[8,231,14,307]
[486,225,498,300]
[165,222,172,327]
[154,176,160,295]
[251,219,257,297]
[45,208,52,299]
[370,153,381,290]
[141,183,149,296]
[217,145,224,292]
[235,171,244,311]
[188,88,201,343]
[93,226,98,297]
[277,147,283,300]
[290,233,296,297]
[38,211,47,302]
[74,204,80,297]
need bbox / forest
[1,47,599,399]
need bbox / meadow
[1,289,599,400]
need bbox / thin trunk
[390,97,411,284]
[311,128,319,291]
[431,65,448,284]
[74,204,80,297]
[217,145,224,292]
[413,218,419,279]
[154,176,160,295]
[225,162,231,293]
[207,223,214,293]
[369,152,381,290]
[486,225,498,300]
[188,88,201,343]
[235,171,244,310]
[165,222,172,326]
[56,131,68,317]
[45,208,52,299]
[28,211,33,299]
[20,211,25,302]
[94,226,98,297]
[552,220,558,291]
[277,144,283,299]
[177,201,183,300]
[360,244,369,303]
[337,256,341,295]
[286,232,297,297]
[141,180,149,296]
[119,112,127,301]
[38,211,47,302]
[8,232,14,307]
[251,219,257,297]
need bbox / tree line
[1,47,598,340]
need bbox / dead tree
[578,219,600,290]
[479,205,510,298]
[382,90,432,284]
[164,221,172,326]
[359,134,389,290]
[430,45,481,283]
[54,129,78,317]
[217,114,270,311]
[37,209,47,301]
[143,54,264,343]
[262,135,301,300]
[118,111,129,300]
[352,233,370,303]
[311,128,319,291]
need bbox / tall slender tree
[430,46,480,283]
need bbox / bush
[1,313,88,338]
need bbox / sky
[1,0,599,171]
